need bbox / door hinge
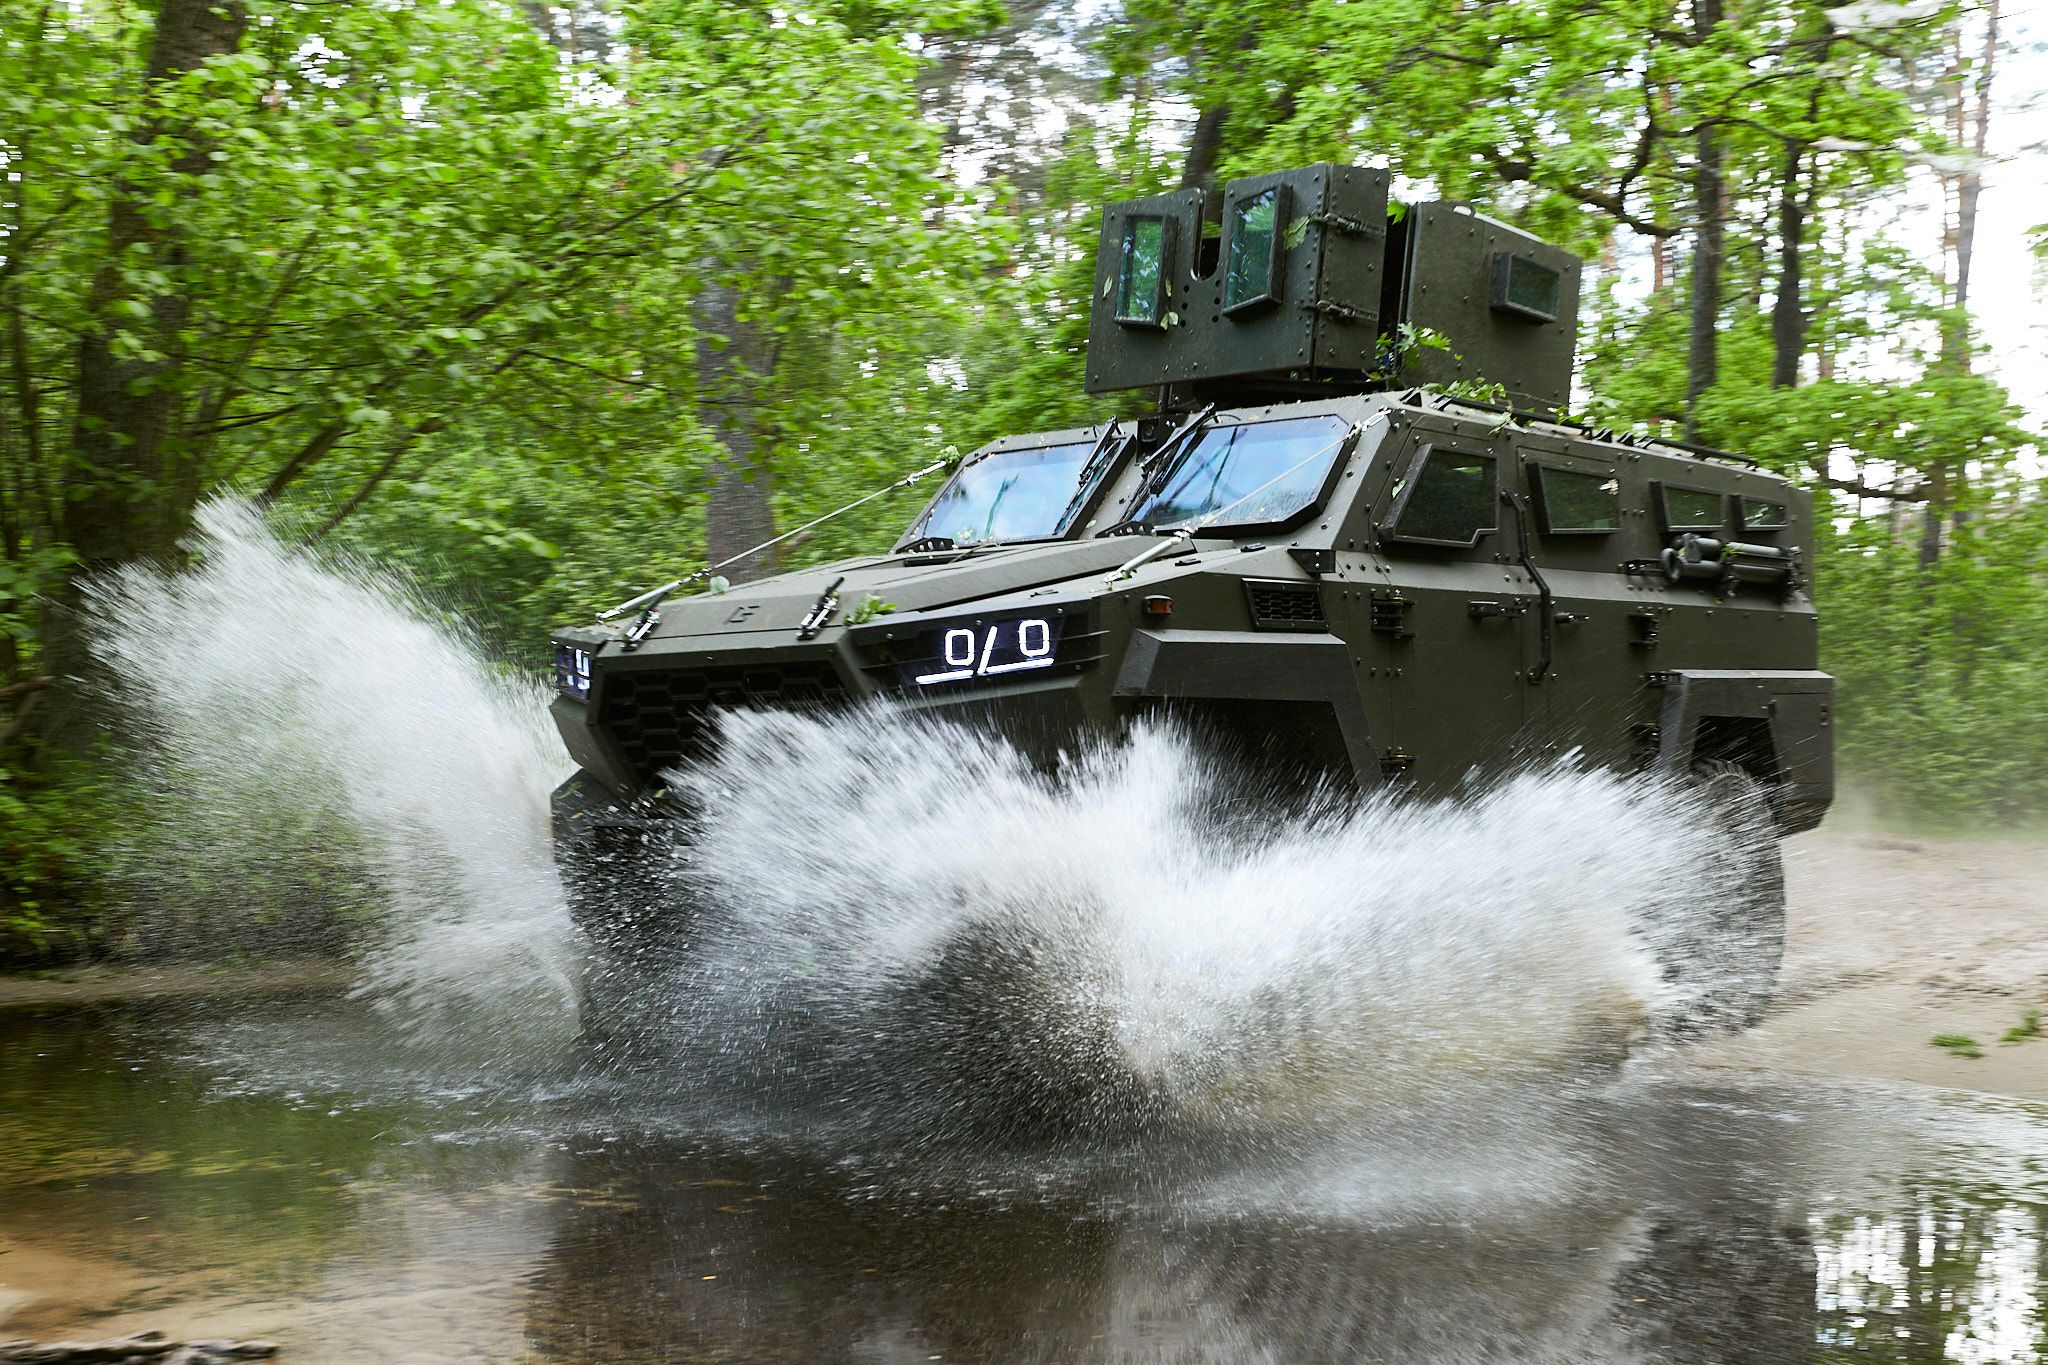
[1371,593,1414,637]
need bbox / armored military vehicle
[550,164,1831,1036]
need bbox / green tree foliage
[0,0,1012,954]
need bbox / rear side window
[1386,447,1498,547]
[1532,466,1620,533]
[1740,496,1790,530]
[1657,484,1725,533]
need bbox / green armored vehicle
[550,164,1830,1035]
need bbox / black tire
[1655,761,1786,1035]
[889,916,1168,1142]
[552,777,692,1070]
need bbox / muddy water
[4,999,2046,1364]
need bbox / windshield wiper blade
[1141,403,1217,496]
[1097,406,1217,538]
[1051,420,1127,536]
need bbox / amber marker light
[1142,595,1174,618]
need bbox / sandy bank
[0,962,353,1012]
[1689,829,2048,1102]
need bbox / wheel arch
[1652,669,1833,833]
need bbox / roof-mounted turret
[1084,164,1583,415]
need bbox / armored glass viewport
[1114,216,1173,327]
[1223,187,1288,314]
[1532,465,1621,533]
[1384,446,1499,547]
[1491,252,1562,323]
[1740,496,1790,530]
[1657,484,1727,534]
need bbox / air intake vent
[1244,580,1328,632]
[596,661,850,782]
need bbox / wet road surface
[3,999,2047,1363]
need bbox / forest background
[0,0,2042,961]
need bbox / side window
[1656,483,1725,534]
[1114,215,1174,327]
[1739,496,1790,530]
[1532,466,1620,534]
[1386,447,1498,547]
[1491,252,1564,324]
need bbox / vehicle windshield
[909,438,1106,546]
[1129,414,1353,531]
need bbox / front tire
[1654,762,1786,1035]
[552,773,689,1067]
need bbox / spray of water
[88,500,579,1027]
[90,499,1748,1143]
[646,706,1738,1143]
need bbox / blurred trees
[0,0,1015,947]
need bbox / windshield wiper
[1050,420,1128,536]
[1097,405,1217,537]
[1142,403,1217,495]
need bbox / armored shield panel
[1385,202,1582,414]
[1085,165,1389,396]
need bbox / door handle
[1498,488,1554,684]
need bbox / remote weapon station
[551,164,1832,1036]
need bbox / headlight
[553,642,593,701]
[893,611,1066,690]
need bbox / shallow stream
[4,999,2048,1362]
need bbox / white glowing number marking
[560,647,594,698]
[914,618,1058,685]
[1017,618,1050,659]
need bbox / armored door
[1509,443,1640,769]
[1358,417,1537,793]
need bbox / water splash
[87,499,1749,1141]
[643,707,1737,1143]
[88,500,579,1028]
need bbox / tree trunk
[1683,0,1724,436]
[66,0,245,571]
[1921,1,1996,568]
[694,278,779,584]
[1942,0,1997,372]
[1182,105,1228,191]
[1769,140,1808,389]
[30,0,246,762]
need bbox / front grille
[597,660,850,781]
[1245,579,1328,632]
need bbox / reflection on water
[4,1002,2048,1362]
